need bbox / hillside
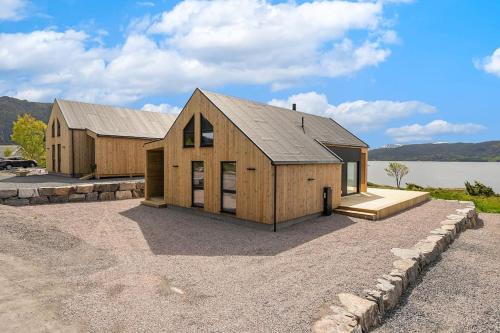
[0,96,52,144]
[369,141,500,162]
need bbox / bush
[464,181,495,197]
[406,183,424,191]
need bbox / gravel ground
[0,171,143,189]
[0,199,465,332]
[375,213,500,333]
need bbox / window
[57,144,61,173]
[346,162,358,194]
[51,121,55,137]
[221,162,236,214]
[51,145,56,172]
[192,161,204,207]
[56,119,61,137]
[200,114,214,147]
[183,116,195,147]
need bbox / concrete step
[334,208,377,220]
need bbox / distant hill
[0,96,52,144]
[369,141,500,162]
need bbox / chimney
[292,103,296,111]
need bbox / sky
[0,0,499,148]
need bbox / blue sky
[0,0,499,147]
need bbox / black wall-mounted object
[247,167,256,171]
[173,165,179,168]
[323,186,332,216]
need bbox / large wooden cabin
[143,89,368,227]
[45,99,176,178]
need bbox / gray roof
[56,99,177,139]
[201,90,367,164]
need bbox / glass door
[346,162,359,194]
[192,161,204,207]
[221,162,236,213]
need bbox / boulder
[132,189,144,198]
[76,184,94,194]
[136,182,145,190]
[18,188,39,198]
[4,197,29,206]
[392,259,419,287]
[0,189,17,199]
[30,196,49,205]
[313,305,361,333]
[53,186,75,196]
[338,293,379,331]
[116,190,132,200]
[94,183,119,192]
[69,193,86,202]
[119,182,136,191]
[99,192,115,201]
[49,195,69,203]
[86,192,99,201]
[38,187,56,196]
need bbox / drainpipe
[273,163,277,232]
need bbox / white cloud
[137,1,154,7]
[142,103,181,114]
[475,48,500,77]
[269,91,436,132]
[0,0,28,21]
[0,0,411,103]
[386,120,486,143]
[13,87,60,101]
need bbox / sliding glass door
[221,162,236,213]
[192,161,204,207]
[346,162,359,194]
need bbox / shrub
[406,183,424,191]
[464,181,495,197]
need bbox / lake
[368,161,500,192]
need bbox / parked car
[0,156,37,170]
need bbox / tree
[3,147,13,157]
[10,114,46,166]
[385,162,409,189]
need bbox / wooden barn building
[143,89,368,228]
[45,99,176,178]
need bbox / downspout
[71,130,75,177]
[273,163,277,232]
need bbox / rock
[69,193,86,202]
[86,192,99,201]
[389,269,407,291]
[29,196,49,205]
[49,195,69,203]
[364,289,385,317]
[392,259,419,287]
[382,275,403,300]
[338,293,379,331]
[17,188,39,198]
[132,189,143,198]
[136,182,145,190]
[390,248,421,262]
[459,200,474,205]
[38,187,56,196]
[0,189,17,199]
[426,234,447,251]
[430,228,453,244]
[94,183,119,192]
[76,184,94,194]
[413,240,440,266]
[119,182,136,191]
[376,278,398,311]
[313,305,361,333]
[441,224,457,239]
[53,186,75,196]
[116,190,132,200]
[4,197,29,206]
[99,192,115,201]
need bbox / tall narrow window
[346,162,359,194]
[56,119,61,137]
[57,144,61,173]
[221,162,236,214]
[200,114,214,147]
[52,145,56,172]
[183,116,195,148]
[51,121,55,137]
[192,161,204,207]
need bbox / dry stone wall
[313,200,479,333]
[0,181,144,206]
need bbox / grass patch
[367,182,500,213]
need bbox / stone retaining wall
[0,181,145,206]
[313,200,479,333]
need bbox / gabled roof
[200,89,367,165]
[55,99,177,139]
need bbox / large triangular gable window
[183,116,195,148]
[200,114,214,147]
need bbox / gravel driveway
[375,213,500,333]
[0,199,465,332]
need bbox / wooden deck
[334,188,430,220]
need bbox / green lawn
[368,182,500,213]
